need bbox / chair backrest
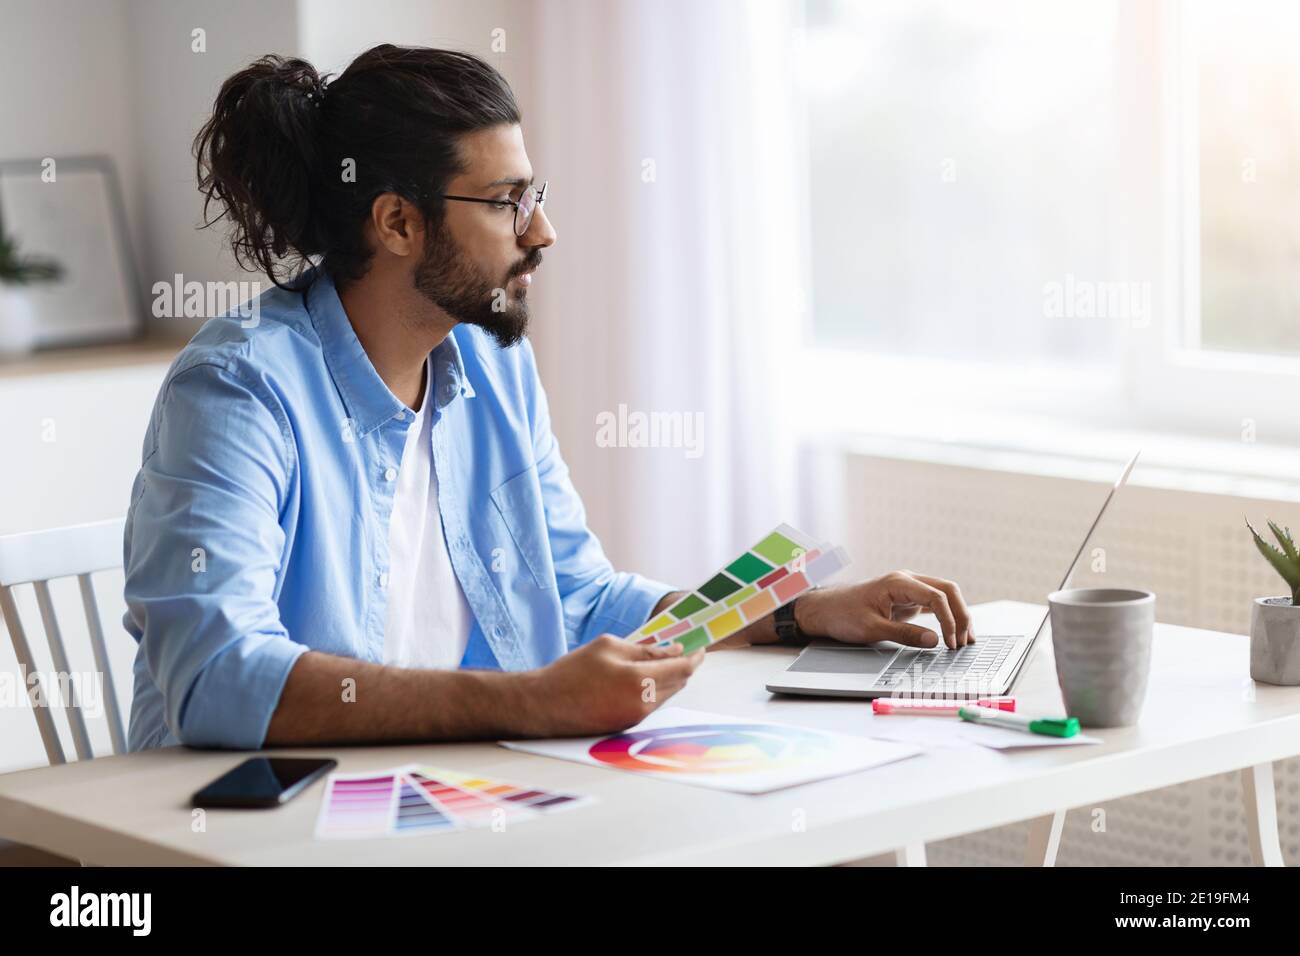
[0,518,127,765]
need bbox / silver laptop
[766,451,1140,699]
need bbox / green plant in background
[0,232,62,285]
[1247,518,1300,605]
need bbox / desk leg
[1241,763,1285,867]
[894,843,927,866]
[1025,811,1065,866]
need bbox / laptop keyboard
[875,634,1017,692]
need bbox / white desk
[0,601,1294,866]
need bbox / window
[796,0,1300,447]
[1188,0,1300,357]
[802,0,1125,367]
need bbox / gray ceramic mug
[1047,588,1155,728]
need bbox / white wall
[125,0,300,336]
[0,0,145,295]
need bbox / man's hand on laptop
[519,635,705,737]
[796,571,976,650]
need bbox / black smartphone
[192,757,337,808]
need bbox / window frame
[1133,0,1300,444]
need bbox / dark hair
[194,44,521,289]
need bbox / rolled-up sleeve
[519,342,677,647]
[123,360,308,749]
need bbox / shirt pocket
[489,464,557,590]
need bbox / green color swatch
[724,584,758,607]
[725,552,773,583]
[753,531,802,566]
[675,627,710,653]
[670,593,709,620]
[699,572,743,602]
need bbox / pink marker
[872,696,1016,716]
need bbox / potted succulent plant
[0,232,63,358]
[1246,518,1300,685]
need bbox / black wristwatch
[774,588,819,645]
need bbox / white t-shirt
[383,357,473,669]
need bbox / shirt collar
[307,269,475,438]
[430,325,477,408]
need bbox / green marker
[958,705,1080,738]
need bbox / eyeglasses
[438,181,548,237]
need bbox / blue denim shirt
[123,269,672,750]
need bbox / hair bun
[304,76,327,107]
[267,57,329,109]
[193,54,329,287]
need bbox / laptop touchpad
[788,646,895,675]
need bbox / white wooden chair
[0,518,128,765]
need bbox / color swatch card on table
[315,770,409,840]
[409,765,592,817]
[502,707,920,794]
[314,765,591,840]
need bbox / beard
[412,219,541,349]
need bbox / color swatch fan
[626,523,851,651]
[314,764,592,840]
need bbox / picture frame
[0,155,141,348]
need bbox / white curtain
[528,0,808,587]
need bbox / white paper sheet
[502,707,921,794]
[864,714,1102,750]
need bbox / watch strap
[773,592,815,646]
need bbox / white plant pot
[1250,597,1300,685]
[0,285,40,358]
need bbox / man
[123,45,973,751]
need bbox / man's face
[413,123,556,348]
